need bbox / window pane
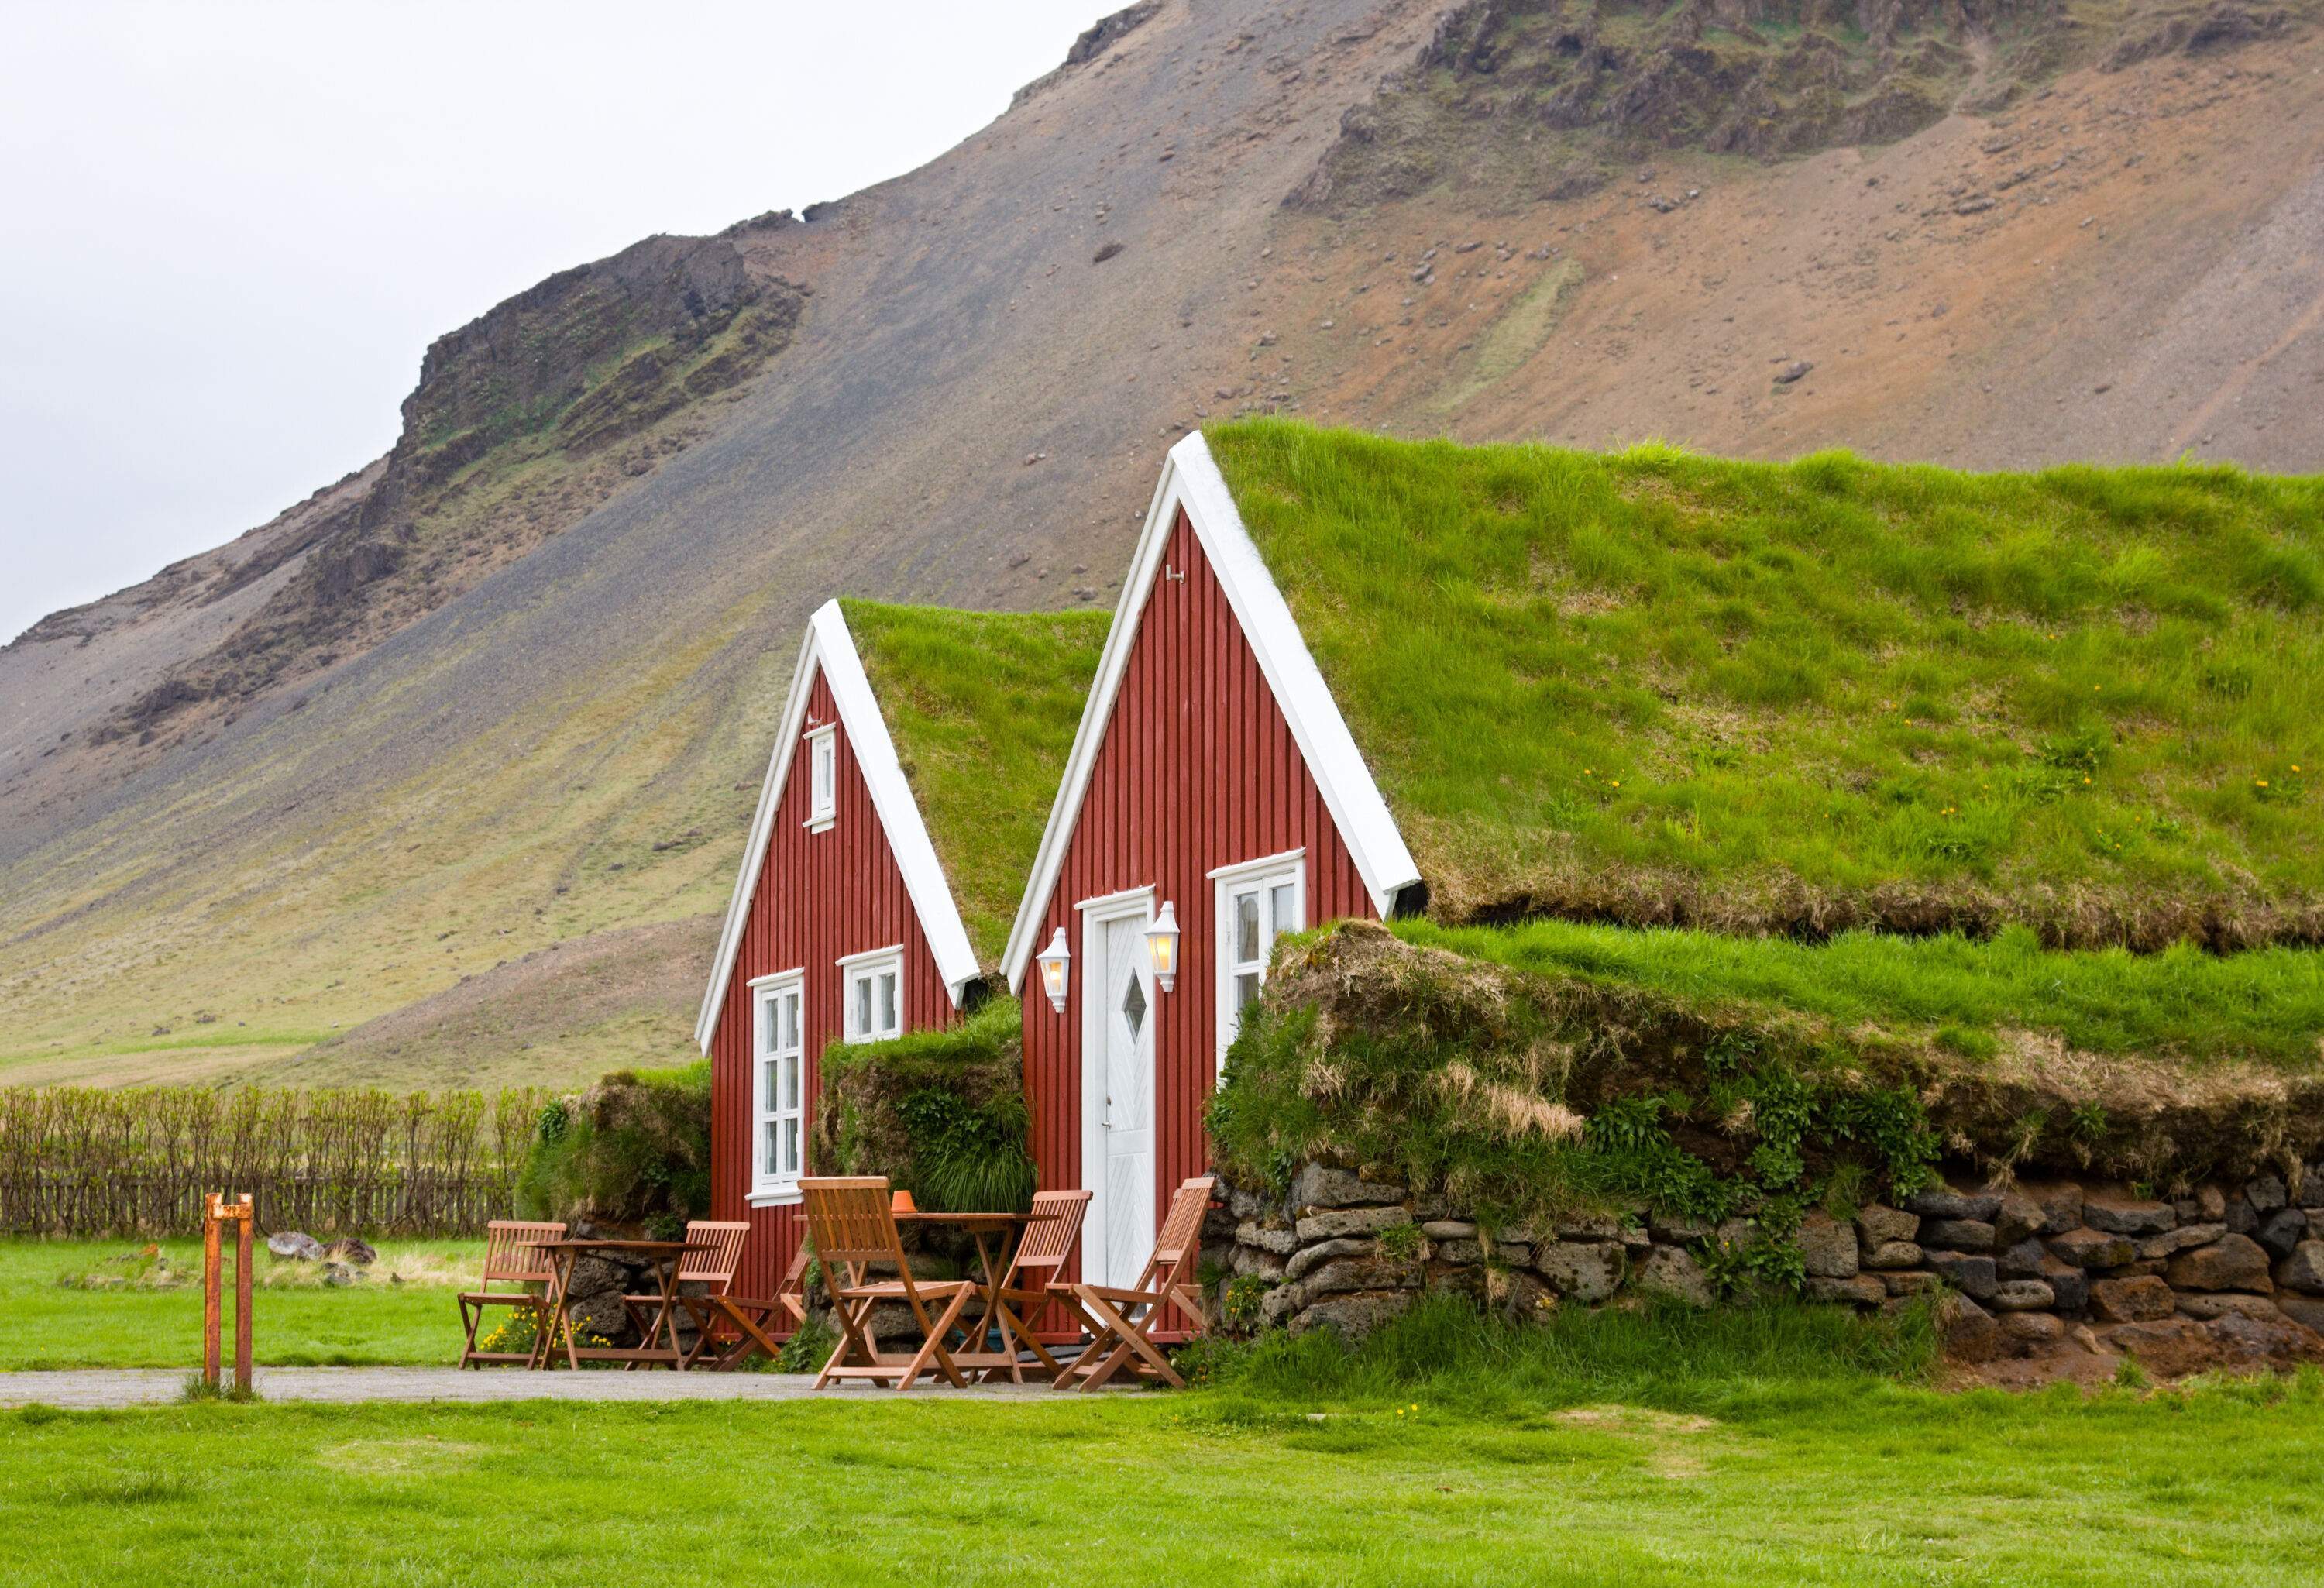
[1236,971,1261,1012]
[780,993,797,1050]
[783,1118,800,1175]
[780,1054,798,1112]
[878,971,897,1033]
[853,975,870,1036]
[1270,882,1298,939]
[762,1120,779,1174]
[759,1058,775,1113]
[1236,890,1260,962]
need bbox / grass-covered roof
[841,600,1108,968]
[1205,421,2324,950]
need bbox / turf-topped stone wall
[1214,1160,2324,1377]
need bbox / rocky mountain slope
[5,0,2321,1088]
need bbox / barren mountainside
[4,0,2321,1088]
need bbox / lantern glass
[1146,901,1181,992]
[1037,927,1071,1013]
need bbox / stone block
[1855,1203,1920,1246]
[1291,1162,1406,1212]
[1996,1237,2047,1279]
[2192,1185,2229,1222]
[1651,1212,1715,1244]
[1925,1250,1997,1301]
[2041,1257,2089,1315]
[2082,1192,2176,1236]
[1421,1220,1477,1240]
[2137,1222,2226,1261]
[1906,1185,2002,1222]
[1799,1212,1859,1278]
[2176,1294,2283,1322]
[2244,1173,2288,1214]
[1865,1240,1925,1270]
[1290,1290,1413,1340]
[1556,1213,1627,1241]
[2278,1294,2324,1333]
[2031,1182,2085,1232]
[1285,1238,1375,1282]
[1535,1240,1625,1304]
[2047,1229,2135,1269]
[1435,1238,1528,1267]
[1881,1271,1942,1298]
[1994,1194,2048,1248]
[2102,1318,2214,1377]
[1804,1275,1886,1307]
[1236,1219,1298,1256]
[2003,1311,2066,1347]
[2274,1241,2324,1295]
[2167,1234,2273,1294]
[1257,1281,1305,1330]
[2227,1197,2259,1235]
[1231,1246,1287,1280]
[1941,1294,2006,1363]
[1631,1245,1712,1308]
[1923,1218,1996,1253]
[1300,1254,1423,1298]
[1294,1205,1413,1243]
[1991,1280,2055,1311]
[2089,1275,2174,1322]
[2255,1208,2310,1260]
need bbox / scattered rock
[1772,359,1813,385]
[2089,1274,2175,1322]
[323,1237,377,1267]
[2167,1234,2273,1293]
[1092,241,1125,264]
[266,1232,325,1262]
[321,1263,358,1287]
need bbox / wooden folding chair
[802,1177,980,1392]
[988,1188,1094,1381]
[684,1243,813,1372]
[617,1218,748,1370]
[456,1219,566,1368]
[1056,1176,1216,1391]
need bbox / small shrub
[775,1315,838,1374]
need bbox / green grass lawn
[1398,918,2324,1069]
[1208,420,2324,944]
[5,1346,2320,1584]
[2,1239,483,1370]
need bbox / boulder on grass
[267,1231,325,1262]
[323,1237,377,1267]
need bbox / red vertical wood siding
[708,667,951,1314]
[1022,508,1377,1274]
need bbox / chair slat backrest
[481,1219,566,1287]
[1134,1177,1216,1291]
[801,1177,902,1270]
[679,1220,750,1290]
[1009,1190,1092,1281]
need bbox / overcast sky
[0,1,1109,644]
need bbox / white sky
[0,0,1110,644]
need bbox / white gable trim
[1000,432,1420,992]
[695,600,982,1051]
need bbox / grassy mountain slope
[6,0,2324,1087]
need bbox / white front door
[1094,909,1156,1289]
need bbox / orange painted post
[233,1194,254,1396]
[201,1192,223,1388]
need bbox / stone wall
[1214,1160,2324,1376]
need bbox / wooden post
[201,1192,223,1387]
[200,1192,256,1394]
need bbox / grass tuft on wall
[816,995,1036,1212]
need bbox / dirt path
[0,1367,1067,1410]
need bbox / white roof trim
[1001,432,1420,992]
[695,600,982,1050]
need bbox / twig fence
[0,1086,548,1237]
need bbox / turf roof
[1204,420,2324,950]
[840,600,1109,968]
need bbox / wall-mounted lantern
[1146,901,1181,992]
[1037,927,1072,1013]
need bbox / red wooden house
[1002,431,1425,1289]
[697,597,1105,1304]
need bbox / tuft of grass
[1399,917,2324,1069]
[816,996,1034,1212]
[841,600,1109,966]
[1208,420,2324,947]
[179,1373,261,1405]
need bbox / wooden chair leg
[894,1287,975,1393]
[1077,1294,1182,1390]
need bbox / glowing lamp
[1146,901,1181,992]
[1037,927,1072,1013]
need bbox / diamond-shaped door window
[1121,974,1147,1040]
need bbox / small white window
[804,724,836,831]
[751,972,805,1200]
[839,947,904,1043]
[1212,851,1305,1074]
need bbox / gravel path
[0,1367,1066,1410]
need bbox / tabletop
[892,1210,1054,1229]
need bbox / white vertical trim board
[694,600,983,1051]
[1078,887,1155,1293]
[1001,432,1420,992]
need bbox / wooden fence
[0,1085,548,1237]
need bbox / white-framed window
[1212,850,1305,1073]
[838,945,904,1043]
[804,724,837,831]
[750,971,805,1202]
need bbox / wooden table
[893,1209,1056,1383]
[522,1239,709,1371]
